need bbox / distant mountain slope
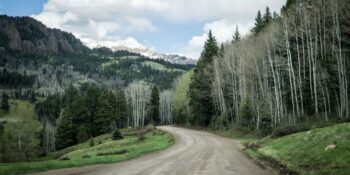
[0,15,194,96]
[87,41,197,65]
[0,15,89,54]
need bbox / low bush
[112,129,123,140]
[271,121,339,138]
[81,155,91,159]
[96,149,128,156]
[271,125,310,138]
[138,134,146,141]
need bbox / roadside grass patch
[0,130,174,175]
[246,123,350,175]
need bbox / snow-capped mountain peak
[84,40,197,65]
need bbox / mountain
[86,40,197,65]
[0,15,89,54]
[0,15,194,97]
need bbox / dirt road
[34,126,271,175]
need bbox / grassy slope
[0,130,174,175]
[0,99,37,120]
[246,123,350,175]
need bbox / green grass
[246,123,350,175]
[0,130,174,175]
[0,100,36,120]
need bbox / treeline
[35,81,166,153]
[173,0,350,134]
[0,50,192,90]
[0,69,35,88]
[36,84,128,151]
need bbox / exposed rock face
[4,24,22,51]
[0,15,88,54]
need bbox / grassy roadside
[244,123,350,175]
[0,130,174,175]
[188,123,350,175]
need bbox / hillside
[0,15,193,96]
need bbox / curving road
[34,126,271,175]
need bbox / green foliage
[239,98,254,129]
[251,7,273,35]
[0,69,35,89]
[115,89,127,128]
[55,110,75,150]
[96,90,117,134]
[173,70,193,124]
[35,94,61,123]
[251,10,264,35]
[260,117,272,135]
[189,30,218,126]
[76,126,89,143]
[149,86,160,125]
[112,129,123,140]
[0,100,41,162]
[210,114,229,130]
[0,122,3,137]
[89,138,95,147]
[1,93,10,112]
[233,25,241,43]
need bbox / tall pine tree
[233,25,241,43]
[189,30,218,126]
[263,7,272,27]
[95,90,116,134]
[149,86,160,125]
[251,10,264,35]
[115,89,127,128]
[55,108,75,150]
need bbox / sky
[0,0,286,59]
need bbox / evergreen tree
[251,10,264,35]
[115,89,127,128]
[82,85,99,136]
[219,43,225,57]
[188,30,218,126]
[233,25,241,43]
[55,109,75,150]
[149,86,160,125]
[263,7,272,27]
[95,90,115,134]
[1,93,10,112]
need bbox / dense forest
[173,0,350,134]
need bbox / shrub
[271,125,310,138]
[96,149,128,156]
[76,126,89,143]
[239,98,254,129]
[138,133,146,141]
[81,155,91,159]
[89,138,95,147]
[260,117,272,135]
[112,129,123,140]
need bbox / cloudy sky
[0,0,286,59]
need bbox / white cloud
[31,0,286,59]
[180,19,254,59]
